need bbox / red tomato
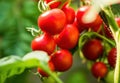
[31,33,56,55]
[73,18,85,33]
[38,61,54,77]
[104,24,113,39]
[56,24,79,49]
[62,6,75,24]
[91,62,108,78]
[45,0,61,9]
[107,48,116,68]
[103,17,120,39]
[115,17,120,27]
[82,39,103,60]
[76,6,102,29]
[91,24,102,32]
[38,9,66,35]
[50,49,73,72]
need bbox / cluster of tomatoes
[31,0,77,77]
[78,8,120,80]
[31,0,120,81]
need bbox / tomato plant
[1,0,120,83]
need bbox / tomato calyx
[38,0,50,12]
[27,27,42,37]
[37,0,70,13]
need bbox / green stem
[78,32,115,49]
[78,31,115,61]
[103,6,120,83]
[40,63,63,83]
[115,38,120,83]
[92,32,115,46]
[102,7,119,35]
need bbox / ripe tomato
[50,49,73,72]
[91,62,108,78]
[31,33,56,55]
[73,18,85,33]
[82,39,103,60]
[38,61,54,77]
[107,48,116,68]
[103,17,120,39]
[55,24,79,49]
[76,6,102,29]
[91,24,102,32]
[38,9,66,35]
[45,0,61,9]
[104,25,113,39]
[62,6,75,24]
[115,17,120,27]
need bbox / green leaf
[0,51,63,83]
[111,4,120,16]
[0,51,49,83]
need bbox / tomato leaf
[0,51,63,83]
[0,51,49,83]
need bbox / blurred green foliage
[0,0,39,57]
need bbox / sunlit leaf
[0,51,49,83]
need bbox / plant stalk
[103,6,120,83]
[40,63,63,83]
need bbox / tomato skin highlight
[76,6,102,29]
[38,9,66,35]
[56,24,79,49]
[31,33,56,55]
[82,39,103,60]
[38,61,55,77]
[107,48,116,68]
[62,6,75,24]
[50,49,73,72]
[91,62,108,78]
